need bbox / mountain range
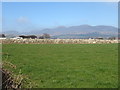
[3,25,118,38]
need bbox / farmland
[2,44,118,88]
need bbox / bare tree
[42,33,50,39]
[39,36,44,39]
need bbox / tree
[108,37,116,40]
[0,34,6,38]
[39,36,44,39]
[19,35,37,39]
[42,33,50,39]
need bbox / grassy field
[2,44,118,88]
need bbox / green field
[2,44,118,88]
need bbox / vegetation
[2,44,118,88]
[2,53,38,89]
[39,33,51,39]
[0,34,6,38]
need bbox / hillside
[3,25,118,38]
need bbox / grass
[2,44,118,88]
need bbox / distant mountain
[52,32,117,39]
[3,30,19,35]
[2,31,19,38]
[29,25,118,36]
[2,25,118,38]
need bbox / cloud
[16,16,29,24]
[16,16,34,32]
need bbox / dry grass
[1,52,38,89]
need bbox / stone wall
[0,39,119,44]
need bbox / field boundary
[0,39,119,44]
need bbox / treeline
[0,33,51,39]
[0,33,118,40]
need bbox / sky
[2,2,118,32]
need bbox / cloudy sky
[2,2,118,32]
